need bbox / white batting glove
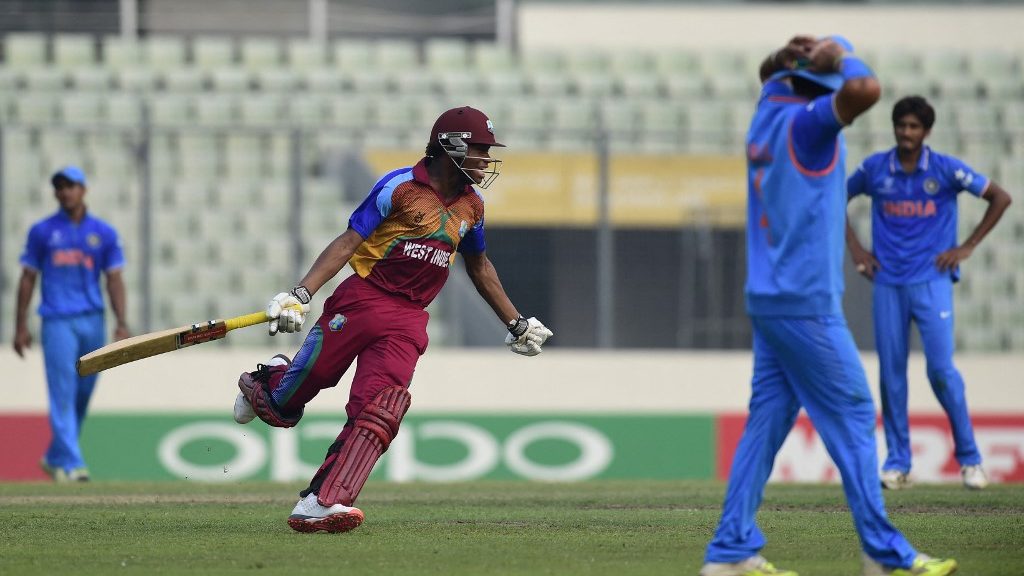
[504,316,554,357]
[267,292,311,336]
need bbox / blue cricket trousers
[41,312,105,472]
[705,315,917,569]
[874,278,981,473]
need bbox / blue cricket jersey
[847,146,988,285]
[19,210,125,318]
[745,80,849,317]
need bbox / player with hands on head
[233,105,552,534]
[846,95,1012,492]
[13,166,130,483]
[700,36,957,576]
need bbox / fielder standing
[700,37,957,576]
[233,106,553,533]
[13,166,130,482]
[846,95,1012,491]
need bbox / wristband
[291,285,311,305]
[507,316,529,338]
[838,55,874,81]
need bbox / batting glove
[504,316,554,357]
[267,291,311,336]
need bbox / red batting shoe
[287,493,365,533]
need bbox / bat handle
[224,303,306,332]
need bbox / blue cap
[51,165,87,187]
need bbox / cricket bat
[76,306,299,376]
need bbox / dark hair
[892,96,935,129]
[425,141,444,158]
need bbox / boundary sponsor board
[716,414,1024,483]
[0,414,712,482]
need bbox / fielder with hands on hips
[234,106,552,534]
[14,166,130,483]
[846,95,1012,492]
[700,36,957,576]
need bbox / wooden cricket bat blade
[76,309,270,376]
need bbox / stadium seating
[0,33,1020,349]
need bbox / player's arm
[297,228,364,296]
[936,181,1013,271]
[105,269,130,340]
[845,165,881,279]
[13,267,37,357]
[462,251,553,356]
[809,39,880,125]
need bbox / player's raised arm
[808,38,880,125]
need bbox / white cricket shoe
[699,555,798,576]
[880,469,910,490]
[961,464,989,490]
[233,354,290,424]
[287,493,365,534]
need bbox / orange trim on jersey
[787,120,839,177]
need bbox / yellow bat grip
[223,303,307,332]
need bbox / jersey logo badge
[954,168,974,188]
[328,314,347,332]
[486,120,495,134]
[878,177,897,195]
[87,233,101,248]
[458,220,468,238]
[923,177,940,195]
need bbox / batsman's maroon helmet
[430,106,504,148]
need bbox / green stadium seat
[873,50,920,77]
[953,101,1000,133]
[982,76,1024,100]
[529,70,573,97]
[392,68,438,95]
[3,32,47,69]
[53,34,96,68]
[373,97,421,132]
[435,69,481,96]
[149,93,194,126]
[886,76,933,100]
[920,50,966,80]
[935,76,980,100]
[521,49,566,73]
[375,40,419,70]
[609,50,656,75]
[23,68,67,91]
[209,67,252,92]
[480,69,528,96]
[192,36,235,70]
[565,50,610,74]
[104,93,143,127]
[117,67,160,92]
[706,73,756,100]
[286,39,328,70]
[617,71,661,98]
[574,71,615,98]
[59,93,104,125]
[638,100,683,146]
[144,36,188,70]
[162,68,207,92]
[69,67,114,91]
[225,135,266,183]
[686,101,738,154]
[697,49,746,76]
[333,40,373,70]
[178,133,221,182]
[425,38,469,70]
[346,68,390,94]
[286,93,327,126]
[505,96,552,133]
[101,36,142,68]
[663,74,707,99]
[239,93,284,126]
[194,94,237,126]
[240,37,281,70]
[303,67,345,92]
[255,68,301,92]
[327,95,374,130]
[598,99,639,137]
[38,129,85,168]
[0,68,19,92]
[11,93,57,123]
[473,43,516,70]
[653,49,700,76]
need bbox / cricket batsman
[232,106,553,533]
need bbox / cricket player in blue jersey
[13,166,130,482]
[846,95,1012,492]
[700,37,957,576]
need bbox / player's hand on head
[808,38,845,73]
[504,316,554,357]
[267,292,311,336]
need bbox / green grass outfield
[1,480,1022,575]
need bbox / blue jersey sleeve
[942,155,989,198]
[790,94,844,173]
[847,162,869,199]
[103,225,126,271]
[348,184,392,238]
[19,223,47,271]
[457,217,487,254]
